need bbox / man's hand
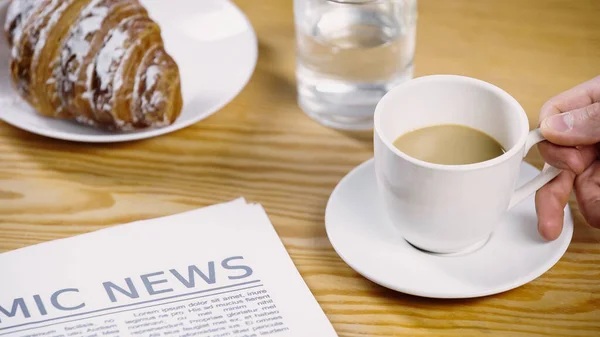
[536,76,600,240]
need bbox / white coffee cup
[373,75,561,254]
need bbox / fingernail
[544,113,573,132]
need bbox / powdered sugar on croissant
[5,0,183,131]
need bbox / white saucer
[325,158,573,299]
[0,0,257,143]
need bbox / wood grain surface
[1,0,600,336]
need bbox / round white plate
[0,0,258,142]
[325,158,574,299]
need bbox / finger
[535,170,576,241]
[540,75,600,121]
[541,102,600,146]
[537,142,598,174]
[574,161,600,229]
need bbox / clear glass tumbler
[294,0,417,130]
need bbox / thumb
[541,102,600,146]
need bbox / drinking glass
[294,0,417,130]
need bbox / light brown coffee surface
[393,124,505,165]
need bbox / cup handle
[508,129,562,210]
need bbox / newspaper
[0,199,338,337]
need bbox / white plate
[325,158,573,299]
[0,0,258,142]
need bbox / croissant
[4,0,183,131]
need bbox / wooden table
[1,0,599,336]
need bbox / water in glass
[295,0,417,130]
